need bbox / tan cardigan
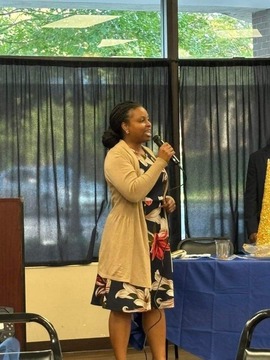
[97,140,168,288]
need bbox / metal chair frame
[166,339,178,360]
[0,312,62,360]
[236,309,270,359]
[177,237,234,255]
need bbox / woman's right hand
[157,142,176,163]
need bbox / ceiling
[0,0,268,12]
[0,0,268,22]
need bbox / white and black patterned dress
[91,150,174,317]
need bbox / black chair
[236,309,270,359]
[0,312,62,360]
[177,237,234,255]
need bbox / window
[178,2,270,58]
[0,1,163,58]
[0,1,269,59]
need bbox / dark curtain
[179,62,270,252]
[0,59,173,265]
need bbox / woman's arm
[105,150,168,203]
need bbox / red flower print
[95,275,108,297]
[150,230,170,260]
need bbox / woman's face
[123,106,152,143]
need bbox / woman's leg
[142,309,166,360]
[109,310,132,360]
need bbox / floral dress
[91,150,174,315]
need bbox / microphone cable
[142,264,165,360]
[141,147,175,358]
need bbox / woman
[91,101,176,360]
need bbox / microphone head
[153,135,163,147]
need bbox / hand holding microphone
[156,140,175,164]
[153,135,181,167]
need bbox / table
[165,257,270,360]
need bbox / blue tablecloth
[165,257,270,360]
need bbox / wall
[25,263,109,342]
[253,9,270,57]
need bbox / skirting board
[27,337,112,353]
[26,338,176,353]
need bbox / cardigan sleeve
[104,146,168,203]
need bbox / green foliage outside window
[0,7,253,58]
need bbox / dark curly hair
[102,100,142,149]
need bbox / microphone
[153,134,182,168]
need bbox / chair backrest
[177,237,234,255]
[0,313,62,360]
[0,306,15,342]
[243,349,270,359]
[236,309,270,360]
